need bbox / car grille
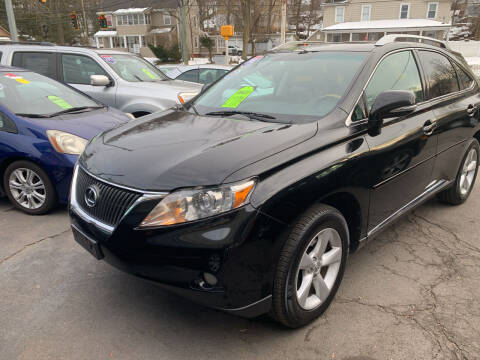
[75,167,142,227]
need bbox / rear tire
[437,139,479,205]
[270,204,349,328]
[3,161,57,215]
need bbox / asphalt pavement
[1,184,479,360]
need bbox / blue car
[0,66,130,214]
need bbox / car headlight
[177,91,199,104]
[46,130,88,155]
[139,179,256,228]
[126,112,135,120]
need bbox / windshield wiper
[46,106,105,117]
[16,113,51,118]
[205,110,276,121]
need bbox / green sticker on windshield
[141,68,158,79]
[222,86,254,108]
[47,96,73,110]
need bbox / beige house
[94,1,203,58]
[310,0,452,42]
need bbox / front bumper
[69,180,287,317]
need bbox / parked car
[0,66,130,214]
[0,43,202,117]
[69,36,480,327]
[158,64,231,85]
[222,45,242,56]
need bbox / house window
[335,6,344,23]
[194,36,199,48]
[361,5,371,21]
[117,13,149,26]
[164,14,172,25]
[427,2,438,19]
[399,3,410,19]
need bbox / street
[1,185,479,360]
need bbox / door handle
[423,120,437,136]
[467,104,476,117]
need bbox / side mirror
[90,75,111,87]
[368,90,416,136]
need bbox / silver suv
[0,43,202,117]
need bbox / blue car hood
[23,107,129,140]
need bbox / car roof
[0,65,29,72]
[272,42,376,53]
[0,43,134,56]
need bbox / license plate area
[72,224,104,260]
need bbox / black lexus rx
[70,37,480,328]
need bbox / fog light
[203,272,218,286]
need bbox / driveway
[1,185,479,360]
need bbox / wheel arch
[474,130,480,145]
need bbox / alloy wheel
[295,228,342,310]
[459,148,478,196]
[8,168,46,209]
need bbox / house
[309,0,452,42]
[93,0,203,58]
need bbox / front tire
[271,204,349,328]
[438,139,479,205]
[3,161,57,215]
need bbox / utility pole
[242,0,250,60]
[5,0,19,42]
[281,0,287,44]
[179,0,189,64]
[81,0,89,44]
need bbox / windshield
[100,54,168,82]
[0,71,100,116]
[192,51,367,123]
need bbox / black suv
[70,37,480,328]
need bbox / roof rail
[0,41,56,46]
[375,34,448,49]
[271,40,327,51]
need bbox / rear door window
[61,54,107,84]
[12,52,57,79]
[453,63,474,90]
[177,69,199,83]
[199,69,227,84]
[418,51,459,99]
[365,50,424,111]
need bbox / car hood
[23,107,130,140]
[80,110,317,191]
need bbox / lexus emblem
[84,185,99,208]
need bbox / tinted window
[62,54,107,85]
[199,69,227,84]
[365,51,423,111]
[12,52,57,79]
[193,51,367,123]
[0,113,16,133]
[419,51,459,99]
[0,71,99,116]
[177,69,199,83]
[453,63,474,90]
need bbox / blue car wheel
[4,160,57,215]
